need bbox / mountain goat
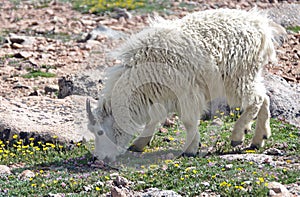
[87,8,286,162]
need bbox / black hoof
[244,129,251,134]
[263,135,268,140]
[128,145,143,152]
[181,152,196,157]
[249,144,260,150]
[231,140,242,147]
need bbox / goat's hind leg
[231,97,264,147]
[251,96,271,149]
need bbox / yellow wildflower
[235,185,243,190]
[164,160,172,164]
[258,177,264,183]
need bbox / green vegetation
[72,0,197,14]
[0,111,299,196]
[22,70,56,78]
[287,26,300,33]
[73,0,146,13]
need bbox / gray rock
[219,154,274,165]
[0,95,95,144]
[263,148,285,156]
[142,188,182,197]
[267,181,293,197]
[58,69,104,99]
[57,76,74,99]
[264,73,300,127]
[265,4,300,27]
[113,176,131,187]
[5,33,36,47]
[112,8,132,19]
[44,85,59,94]
[80,25,127,42]
[203,73,300,128]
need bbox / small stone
[163,118,175,127]
[46,9,54,15]
[113,175,130,187]
[29,90,39,96]
[201,181,210,187]
[263,148,284,156]
[12,84,30,89]
[211,118,223,126]
[1,43,11,48]
[81,19,95,26]
[85,40,101,50]
[143,188,181,197]
[110,172,119,178]
[19,52,33,59]
[8,33,25,44]
[11,43,23,49]
[159,127,168,133]
[225,164,233,170]
[199,192,210,197]
[48,193,65,197]
[83,185,92,192]
[0,165,11,175]
[19,170,35,180]
[267,181,292,197]
[111,186,129,197]
[45,85,59,94]
[165,153,175,160]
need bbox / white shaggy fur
[87,8,286,161]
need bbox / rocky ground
[0,0,300,196]
[0,0,299,142]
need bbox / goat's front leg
[231,98,263,147]
[128,121,157,152]
[251,96,271,148]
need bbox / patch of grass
[0,112,299,196]
[22,70,56,78]
[73,0,146,13]
[71,0,198,15]
[287,26,300,33]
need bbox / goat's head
[86,99,125,162]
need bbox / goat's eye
[97,130,104,136]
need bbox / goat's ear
[86,98,96,125]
